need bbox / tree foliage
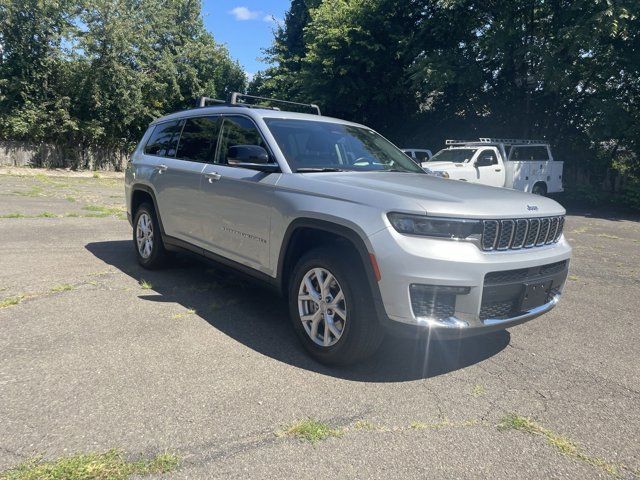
[252,0,639,188]
[0,0,246,149]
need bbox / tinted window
[478,150,498,165]
[217,116,268,165]
[415,151,430,161]
[176,116,220,163]
[429,148,477,163]
[144,120,183,157]
[510,146,550,161]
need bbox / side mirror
[227,145,278,172]
[475,156,494,167]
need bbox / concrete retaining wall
[0,141,130,171]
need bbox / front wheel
[288,247,384,365]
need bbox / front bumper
[369,226,571,337]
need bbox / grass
[410,418,479,430]
[172,308,196,320]
[65,195,76,202]
[498,414,622,477]
[0,213,27,218]
[0,296,24,309]
[37,212,57,218]
[92,172,101,178]
[471,384,486,397]
[51,284,74,293]
[82,204,126,219]
[139,279,153,290]
[276,419,344,443]
[12,186,44,197]
[82,205,125,217]
[568,274,579,281]
[0,449,178,480]
[596,233,622,240]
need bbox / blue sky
[202,0,291,78]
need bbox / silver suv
[125,94,571,365]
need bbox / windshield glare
[264,118,424,173]
[429,148,477,163]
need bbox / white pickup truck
[422,138,564,195]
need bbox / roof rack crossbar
[197,96,226,108]
[230,92,321,116]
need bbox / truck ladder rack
[446,138,548,145]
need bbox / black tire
[288,246,384,365]
[532,183,547,196]
[132,202,168,269]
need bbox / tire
[288,246,384,365]
[132,202,168,269]
[532,183,547,196]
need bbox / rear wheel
[133,203,167,269]
[288,247,384,365]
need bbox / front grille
[481,216,564,251]
[410,285,456,320]
[480,300,517,320]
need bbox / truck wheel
[288,247,384,365]
[133,203,168,269]
[532,183,547,196]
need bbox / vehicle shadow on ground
[85,240,510,383]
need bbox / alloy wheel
[297,267,347,347]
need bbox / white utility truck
[422,138,563,195]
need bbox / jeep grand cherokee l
[125,94,571,365]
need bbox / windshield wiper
[296,167,347,172]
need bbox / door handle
[205,172,221,183]
[495,168,502,172]
[156,164,168,173]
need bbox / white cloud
[229,6,260,21]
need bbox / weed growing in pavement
[498,414,625,477]
[0,449,179,480]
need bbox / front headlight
[424,168,449,179]
[387,213,482,239]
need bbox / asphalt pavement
[1,170,638,479]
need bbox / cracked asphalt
[1,169,639,479]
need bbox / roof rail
[196,96,226,108]
[446,138,548,145]
[230,92,321,116]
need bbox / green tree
[0,0,79,141]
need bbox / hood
[292,172,565,219]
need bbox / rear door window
[144,120,183,157]
[510,146,550,161]
[175,116,220,163]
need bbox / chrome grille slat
[512,219,528,249]
[497,220,515,250]
[481,216,564,252]
[546,217,559,244]
[536,217,551,246]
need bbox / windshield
[264,118,424,173]
[429,148,477,163]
